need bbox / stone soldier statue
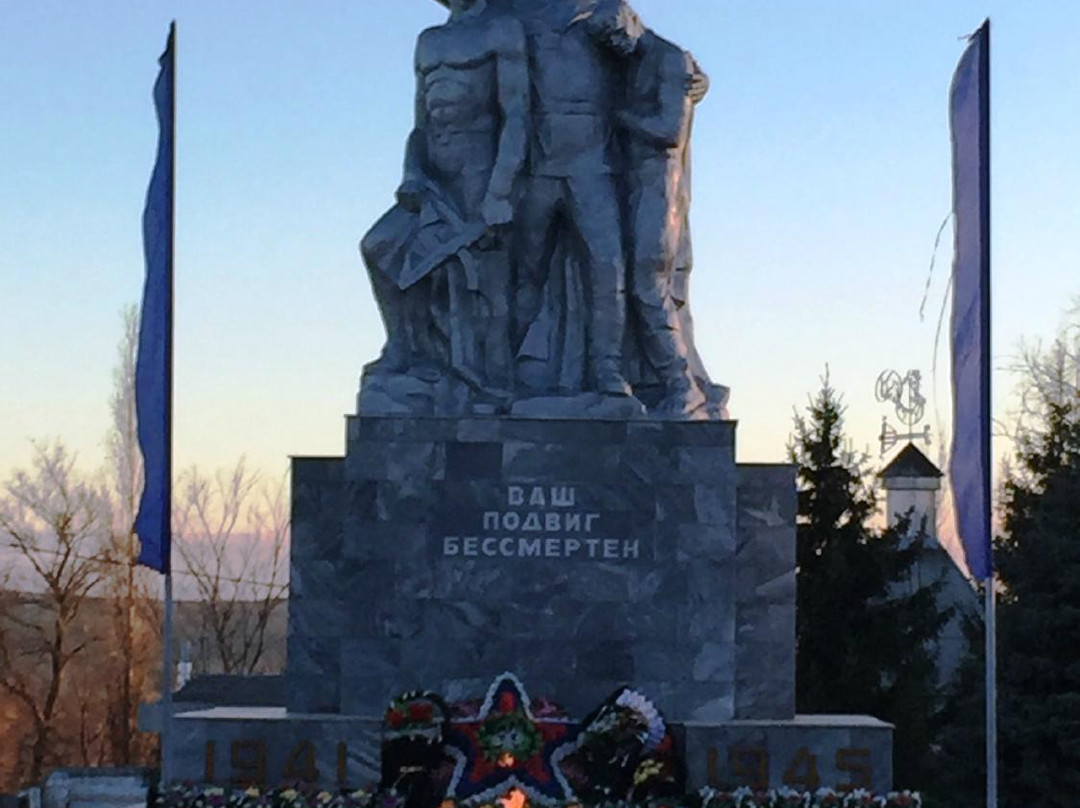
[360,0,529,412]
[508,0,636,398]
[357,0,726,418]
[588,0,708,416]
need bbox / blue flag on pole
[949,20,992,582]
[135,24,176,574]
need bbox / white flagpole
[986,582,997,808]
[162,573,175,785]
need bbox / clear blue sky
[1,1,1077,505]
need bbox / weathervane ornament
[876,368,932,455]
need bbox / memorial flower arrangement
[559,687,681,806]
[579,689,665,752]
[476,695,544,764]
[385,691,448,742]
[156,785,920,808]
[697,787,922,808]
[155,785,383,808]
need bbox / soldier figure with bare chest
[361,0,528,409]
[406,0,527,229]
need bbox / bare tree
[1017,307,1079,418]
[0,442,110,784]
[0,702,19,790]
[174,460,289,675]
[1004,300,1080,472]
[107,305,143,559]
[99,304,161,766]
[0,577,24,791]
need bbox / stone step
[66,785,146,800]
[67,785,144,796]
[42,772,149,808]
[70,800,145,808]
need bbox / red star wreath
[444,673,578,807]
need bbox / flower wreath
[383,690,447,742]
[476,708,543,763]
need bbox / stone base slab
[683,715,893,794]
[171,708,382,790]
[171,709,891,794]
[39,769,154,808]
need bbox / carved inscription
[442,485,640,561]
[704,745,876,792]
[230,740,267,786]
[283,740,319,783]
[782,746,821,791]
[835,747,873,791]
[198,738,875,791]
[729,746,770,791]
[205,739,350,787]
[337,742,348,786]
[706,746,720,786]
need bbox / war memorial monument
[170,0,893,798]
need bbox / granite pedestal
[169,415,892,793]
[287,417,793,723]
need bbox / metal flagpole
[161,19,178,789]
[979,23,996,808]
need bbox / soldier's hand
[482,193,514,227]
[396,181,424,212]
[686,70,710,104]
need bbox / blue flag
[135,25,176,574]
[949,21,992,582]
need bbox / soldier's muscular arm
[398,34,432,211]
[483,18,529,228]
[620,43,687,150]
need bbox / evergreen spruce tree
[996,399,1080,808]
[791,376,949,788]
[922,613,985,808]
[928,315,1079,807]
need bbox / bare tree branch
[1005,300,1080,484]
[0,441,109,784]
[98,304,162,767]
[175,462,289,675]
